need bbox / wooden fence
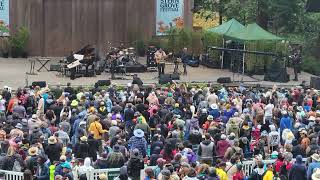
[9,0,193,56]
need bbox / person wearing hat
[300,129,310,152]
[98,173,108,180]
[226,118,240,138]
[127,149,144,180]
[307,154,320,179]
[202,115,214,131]
[216,134,231,158]
[134,117,151,139]
[61,162,73,180]
[128,129,147,157]
[25,146,39,172]
[209,103,220,119]
[10,123,24,138]
[97,101,108,117]
[45,136,62,163]
[74,136,89,159]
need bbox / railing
[0,159,308,180]
[84,166,156,180]
[0,170,24,180]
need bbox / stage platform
[0,57,316,89]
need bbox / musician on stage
[181,47,188,75]
[154,48,171,77]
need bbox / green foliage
[9,26,29,56]
[302,56,320,76]
[135,40,146,57]
[201,31,223,61]
[245,41,289,73]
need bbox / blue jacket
[280,116,292,133]
[307,162,320,180]
[208,108,220,119]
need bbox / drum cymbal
[128,47,135,50]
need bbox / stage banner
[0,0,9,36]
[156,0,184,36]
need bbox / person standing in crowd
[2,82,320,180]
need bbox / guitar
[155,52,173,64]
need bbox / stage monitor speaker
[170,73,180,80]
[96,80,111,87]
[50,64,60,71]
[310,77,320,89]
[159,74,172,84]
[32,81,47,88]
[217,77,231,84]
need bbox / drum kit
[106,42,139,79]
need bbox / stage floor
[0,57,316,89]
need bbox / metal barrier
[0,170,24,180]
[84,166,156,180]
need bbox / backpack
[0,130,6,141]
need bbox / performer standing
[180,47,188,75]
[154,48,171,77]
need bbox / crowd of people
[0,79,319,180]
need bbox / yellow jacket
[216,168,228,180]
[263,170,274,180]
[88,121,107,140]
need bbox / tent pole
[242,44,245,75]
[221,39,225,69]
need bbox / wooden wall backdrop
[9,0,193,56]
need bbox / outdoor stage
[0,57,316,89]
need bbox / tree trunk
[256,0,269,29]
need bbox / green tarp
[207,18,245,36]
[226,23,283,42]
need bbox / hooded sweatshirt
[289,155,307,180]
[216,139,231,157]
[77,157,94,176]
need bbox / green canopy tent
[207,18,245,36]
[225,23,283,74]
[207,19,245,68]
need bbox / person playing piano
[154,48,172,77]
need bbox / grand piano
[66,45,96,79]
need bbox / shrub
[9,26,29,58]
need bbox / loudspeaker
[170,73,180,80]
[50,64,60,71]
[311,77,320,89]
[32,81,47,88]
[96,80,111,87]
[217,77,231,84]
[159,74,172,84]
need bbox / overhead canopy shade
[226,23,283,42]
[207,18,245,37]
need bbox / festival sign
[156,0,184,36]
[0,0,9,36]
